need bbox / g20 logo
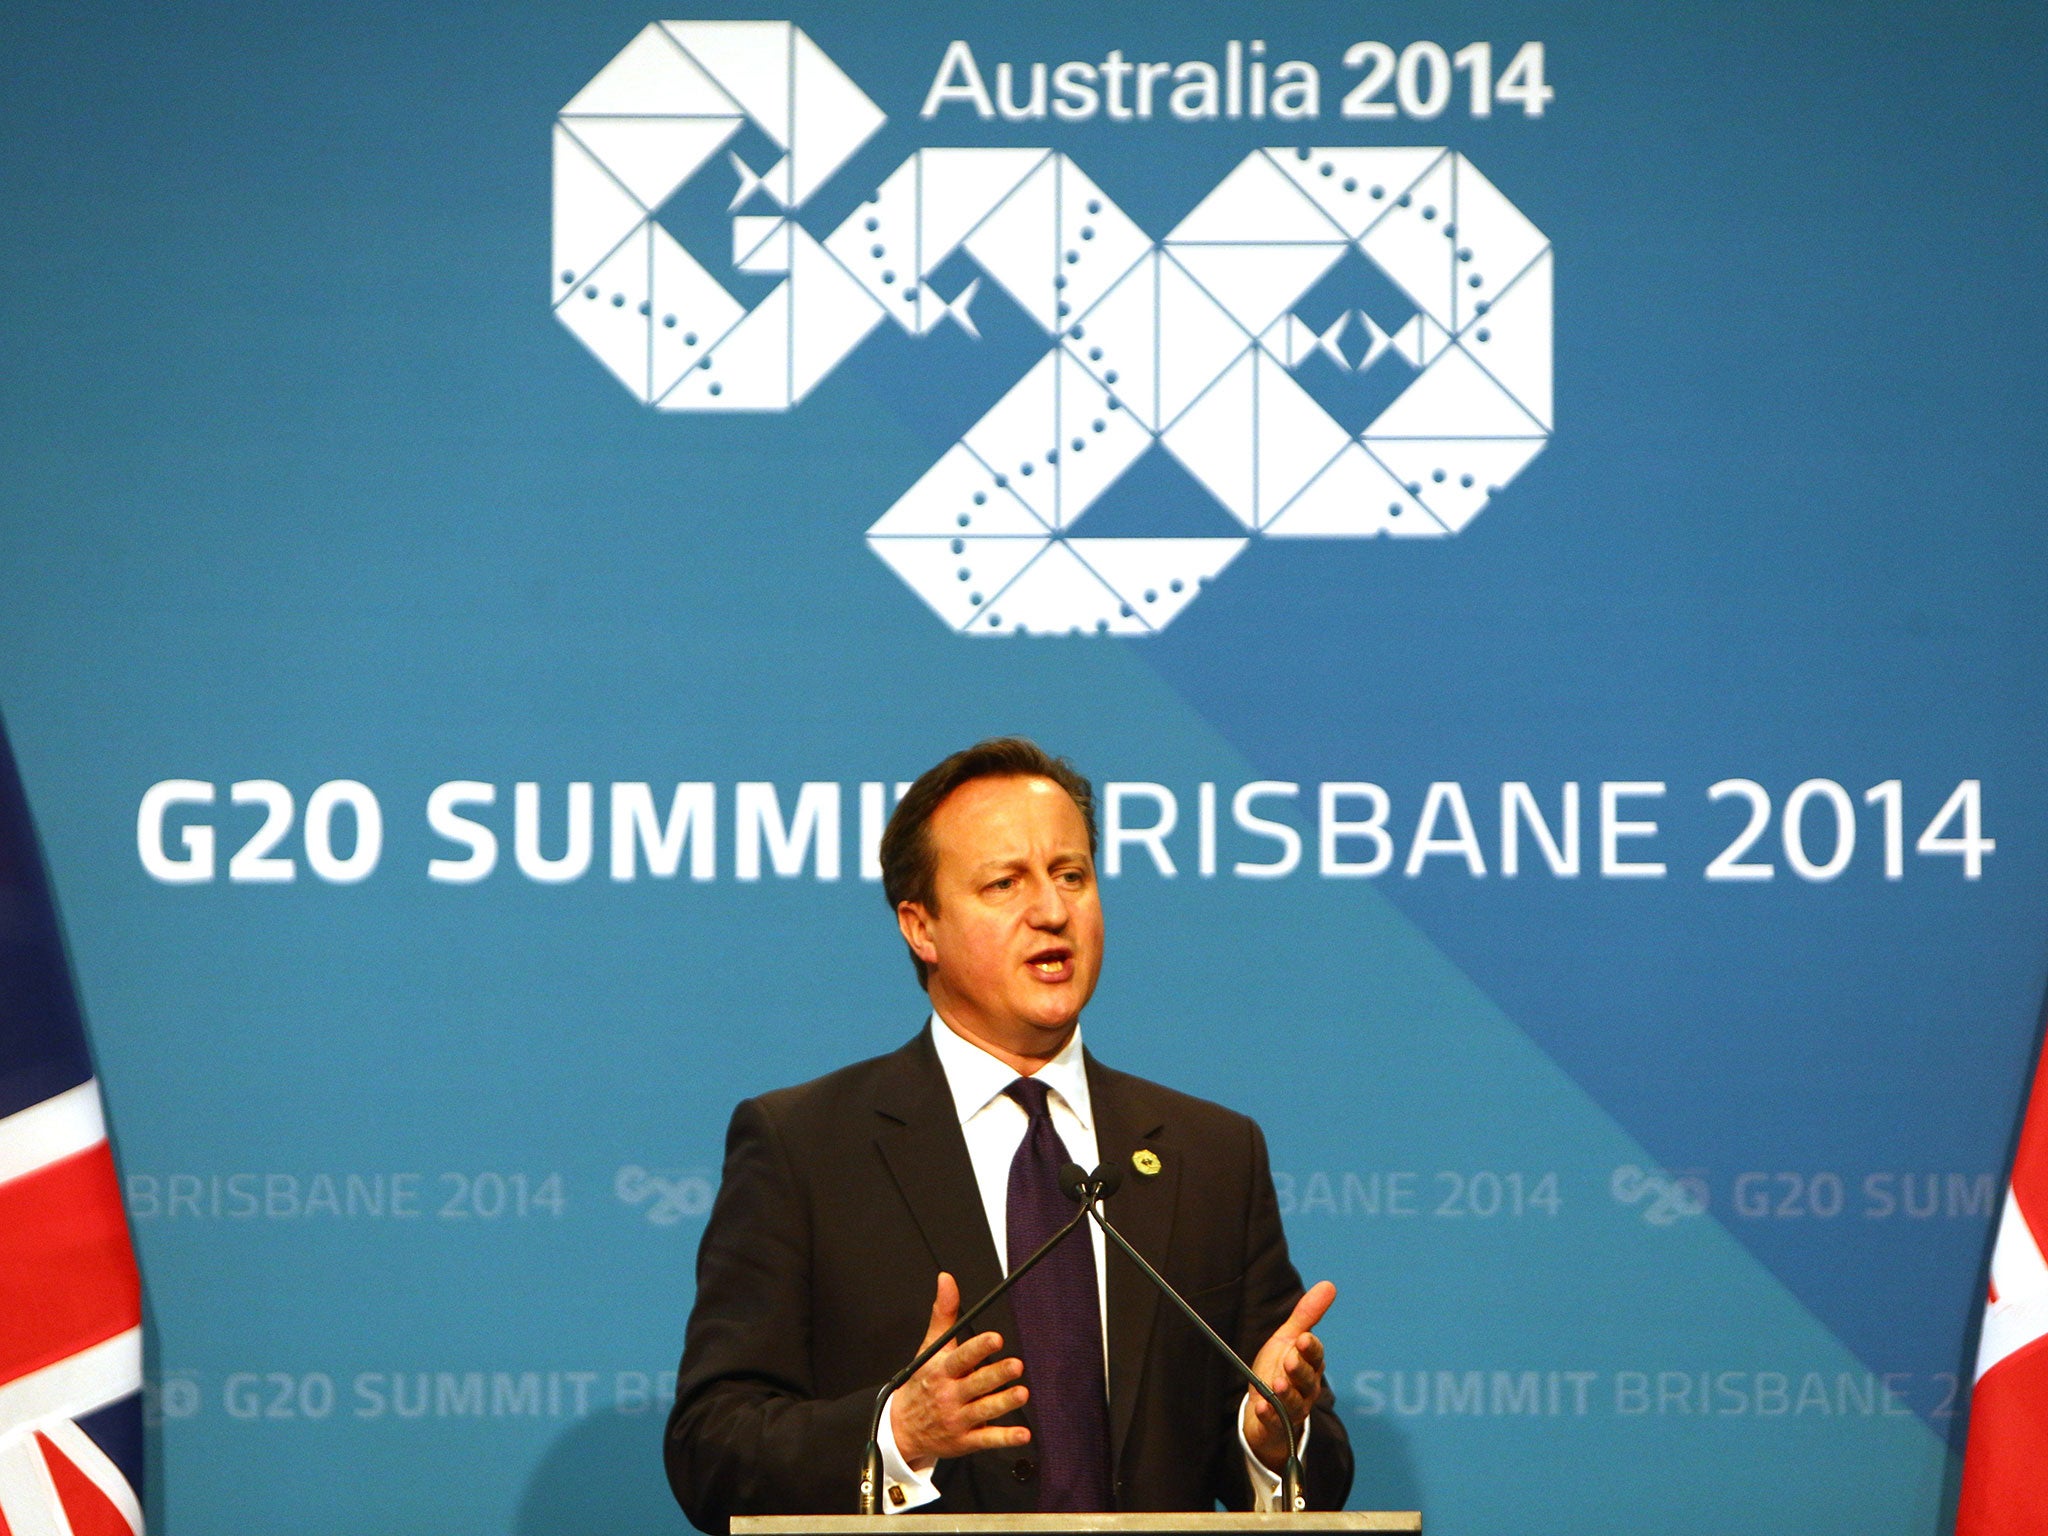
[553,23,1551,634]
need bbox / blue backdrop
[3,1,2045,1531]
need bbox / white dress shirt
[878,1013,1299,1511]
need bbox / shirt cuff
[1237,1390,1311,1510]
[878,1391,942,1512]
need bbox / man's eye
[988,877,1015,891]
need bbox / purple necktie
[1004,1077,1114,1511]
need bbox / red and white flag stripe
[1960,1038,2048,1536]
[0,1079,144,1536]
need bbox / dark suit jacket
[664,1028,1353,1532]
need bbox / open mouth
[1027,947,1073,979]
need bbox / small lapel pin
[1131,1148,1162,1177]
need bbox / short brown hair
[880,738,1098,989]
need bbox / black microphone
[1056,1160,1121,1203]
[1069,1160,1308,1513]
[1061,1159,1123,1201]
[857,1186,1095,1513]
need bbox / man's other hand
[1241,1280,1335,1472]
[891,1272,1033,1470]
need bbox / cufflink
[888,1485,907,1507]
[1132,1148,1162,1177]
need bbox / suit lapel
[1087,1053,1177,1474]
[871,1028,1016,1352]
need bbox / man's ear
[897,901,940,970]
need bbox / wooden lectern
[738,1515,1420,1535]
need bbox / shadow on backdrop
[1345,1414,1420,1519]
[516,1409,690,1536]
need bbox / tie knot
[1005,1076,1052,1120]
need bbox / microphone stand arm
[858,1201,1095,1514]
[1083,1197,1306,1513]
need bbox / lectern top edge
[734,1514,1421,1534]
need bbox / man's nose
[1024,873,1069,927]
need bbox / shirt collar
[928,1011,1093,1131]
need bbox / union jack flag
[0,717,144,1536]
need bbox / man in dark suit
[665,739,1351,1532]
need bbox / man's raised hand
[890,1272,1032,1470]
[1241,1280,1335,1472]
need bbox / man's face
[899,774,1104,1060]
